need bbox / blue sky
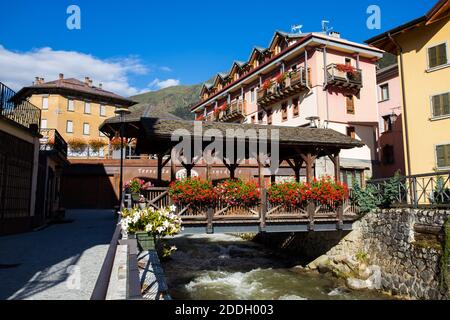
[0,0,432,96]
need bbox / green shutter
[433,95,442,117]
[437,145,445,167]
[429,46,438,68]
[443,93,450,116]
[446,145,450,167]
[437,43,447,66]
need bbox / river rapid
[162,233,393,300]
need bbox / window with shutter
[436,144,450,168]
[431,92,450,117]
[428,43,448,69]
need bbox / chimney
[59,73,64,80]
[89,78,93,87]
[85,77,91,86]
[98,83,103,89]
[34,77,40,85]
[329,31,341,38]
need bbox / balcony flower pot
[135,232,156,251]
[138,202,146,209]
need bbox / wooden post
[307,201,315,231]
[300,153,316,183]
[206,207,214,234]
[328,151,341,182]
[157,153,163,185]
[206,163,212,181]
[337,205,344,230]
[170,149,176,182]
[258,154,267,231]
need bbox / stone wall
[353,209,449,300]
[256,209,449,300]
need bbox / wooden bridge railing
[141,187,359,231]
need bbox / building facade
[0,82,41,234]
[367,0,450,175]
[192,31,383,184]
[376,64,405,178]
[12,74,136,158]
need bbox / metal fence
[0,82,41,131]
[367,171,450,208]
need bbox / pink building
[375,64,405,178]
[191,31,383,185]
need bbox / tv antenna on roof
[291,24,303,34]
[321,20,333,34]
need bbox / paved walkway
[0,210,116,300]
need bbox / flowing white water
[163,234,391,300]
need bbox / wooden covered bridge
[100,109,363,233]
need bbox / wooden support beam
[300,153,317,183]
[170,149,176,182]
[206,163,212,181]
[258,154,267,231]
[157,153,163,185]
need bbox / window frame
[67,98,75,112]
[84,101,91,114]
[66,120,73,133]
[379,83,390,102]
[430,91,450,120]
[42,96,49,110]
[426,41,449,71]
[83,122,90,136]
[100,104,106,117]
[435,143,450,170]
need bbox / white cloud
[148,78,180,90]
[160,66,172,72]
[0,45,152,97]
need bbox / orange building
[13,74,136,158]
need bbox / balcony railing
[0,82,41,131]
[40,128,68,158]
[326,64,363,89]
[257,68,310,107]
[218,100,246,122]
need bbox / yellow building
[367,0,450,175]
[13,74,136,157]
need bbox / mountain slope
[129,84,202,120]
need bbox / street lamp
[115,108,131,208]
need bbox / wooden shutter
[433,95,442,117]
[443,93,449,116]
[346,95,355,114]
[436,145,450,168]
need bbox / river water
[162,234,392,300]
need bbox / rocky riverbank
[255,209,450,300]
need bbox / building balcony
[325,64,363,90]
[218,100,246,122]
[257,68,310,108]
[40,128,68,159]
[0,82,41,132]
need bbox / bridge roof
[100,109,364,156]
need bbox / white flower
[170,205,177,212]
[145,223,153,232]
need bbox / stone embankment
[306,209,449,300]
